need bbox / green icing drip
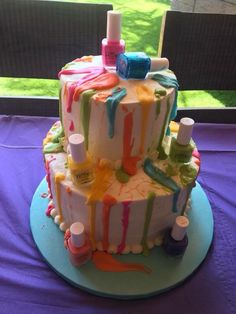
[151,72,179,135]
[155,98,161,119]
[43,142,63,154]
[157,97,171,158]
[80,89,96,150]
[166,163,178,177]
[155,88,167,96]
[141,191,156,256]
[180,164,198,186]
[51,125,64,143]
[115,168,130,183]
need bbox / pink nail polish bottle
[102,10,125,68]
[66,222,92,267]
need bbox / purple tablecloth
[0,115,235,314]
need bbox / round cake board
[30,179,213,299]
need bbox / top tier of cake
[58,56,177,167]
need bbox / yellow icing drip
[55,173,65,223]
[87,163,113,204]
[136,85,154,155]
[86,162,113,249]
[170,121,179,133]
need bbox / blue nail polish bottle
[116,52,169,79]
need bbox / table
[0,115,235,314]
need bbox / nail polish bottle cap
[69,133,86,163]
[177,117,195,146]
[70,222,85,247]
[171,216,189,241]
[150,57,169,72]
[107,10,121,42]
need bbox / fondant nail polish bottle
[66,222,92,267]
[169,117,195,163]
[116,52,169,79]
[102,10,125,68]
[68,133,95,186]
[163,216,189,256]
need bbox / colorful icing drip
[45,157,56,198]
[87,163,113,248]
[117,201,132,254]
[64,66,106,112]
[80,89,96,149]
[59,87,62,123]
[136,85,154,155]
[106,87,127,138]
[151,73,179,135]
[122,108,140,176]
[143,158,180,212]
[155,98,161,120]
[73,73,119,101]
[156,97,171,159]
[89,202,97,250]
[92,251,151,274]
[46,202,55,217]
[102,194,117,251]
[43,121,64,154]
[54,173,65,223]
[141,192,156,256]
[58,65,105,79]
[179,164,198,186]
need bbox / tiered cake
[43,54,200,256]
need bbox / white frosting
[60,56,175,164]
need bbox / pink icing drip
[69,120,74,132]
[46,203,55,217]
[45,157,56,199]
[58,66,105,78]
[64,66,106,113]
[117,200,132,254]
[192,149,200,159]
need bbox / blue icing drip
[151,73,179,135]
[143,158,180,212]
[106,87,127,138]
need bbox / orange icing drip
[55,173,65,223]
[92,251,151,274]
[73,73,119,101]
[122,109,140,176]
[102,194,117,251]
[136,85,154,155]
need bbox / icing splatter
[73,73,119,101]
[69,120,75,132]
[92,251,151,274]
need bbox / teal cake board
[30,179,214,299]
